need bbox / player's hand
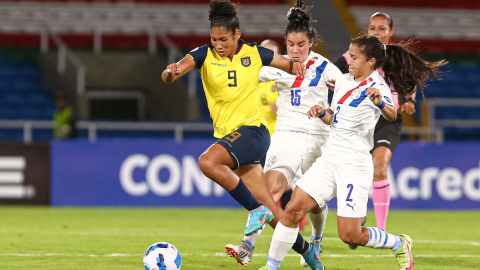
[366,87,382,106]
[326,79,336,91]
[292,61,305,78]
[400,102,416,115]
[307,105,325,119]
[165,63,181,79]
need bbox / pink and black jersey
[323,70,395,173]
[259,51,342,135]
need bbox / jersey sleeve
[187,45,209,69]
[322,62,343,83]
[259,66,274,83]
[257,46,275,66]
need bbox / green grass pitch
[1,206,479,269]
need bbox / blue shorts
[216,124,271,170]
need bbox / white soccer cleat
[225,241,253,267]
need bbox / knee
[373,164,388,180]
[283,202,305,224]
[267,180,284,202]
[198,154,215,176]
[338,229,361,245]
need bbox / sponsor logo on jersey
[211,62,227,67]
[241,57,251,67]
[310,56,319,62]
[267,155,276,166]
[305,68,317,80]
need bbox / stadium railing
[0,120,442,143]
[41,31,87,96]
[427,98,480,129]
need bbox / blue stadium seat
[5,93,26,104]
[21,106,45,120]
[27,93,54,106]
[0,105,20,119]
[13,79,37,92]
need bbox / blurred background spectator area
[0,0,479,141]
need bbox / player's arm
[400,87,417,115]
[162,55,196,84]
[307,105,334,125]
[269,54,305,77]
[367,87,397,121]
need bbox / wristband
[376,101,385,109]
[318,110,326,119]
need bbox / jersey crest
[351,88,362,100]
[241,57,251,67]
[305,67,316,80]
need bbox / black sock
[280,189,293,210]
[292,233,310,254]
[228,178,262,211]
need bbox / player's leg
[226,131,308,266]
[371,115,402,231]
[263,187,323,270]
[336,165,413,270]
[262,158,334,270]
[301,135,329,244]
[198,125,272,231]
[372,146,393,230]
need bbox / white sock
[364,227,402,250]
[265,222,298,270]
[309,204,328,241]
[243,224,266,249]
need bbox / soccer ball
[143,242,182,270]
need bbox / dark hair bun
[209,0,237,22]
[286,7,310,23]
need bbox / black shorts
[371,113,403,153]
[216,124,271,170]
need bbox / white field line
[2,230,477,247]
[1,253,479,258]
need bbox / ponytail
[351,35,447,95]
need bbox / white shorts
[264,130,328,185]
[296,157,373,218]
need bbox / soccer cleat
[244,206,274,236]
[301,243,325,270]
[225,241,253,267]
[258,267,269,270]
[349,217,366,250]
[300,238,322,267]
[393,234,414,270]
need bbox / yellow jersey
[258,81,278,136]
[188,40,274,138]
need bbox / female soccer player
[225,1,342,268]
[162,0,305,237]
[335,12,417,237]
[259,35,446,270]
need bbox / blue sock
[292,233,309,254]
[280,189,292,210]
[228,178,262,211]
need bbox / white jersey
[323,70,395,173]
[259,51,342,135]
